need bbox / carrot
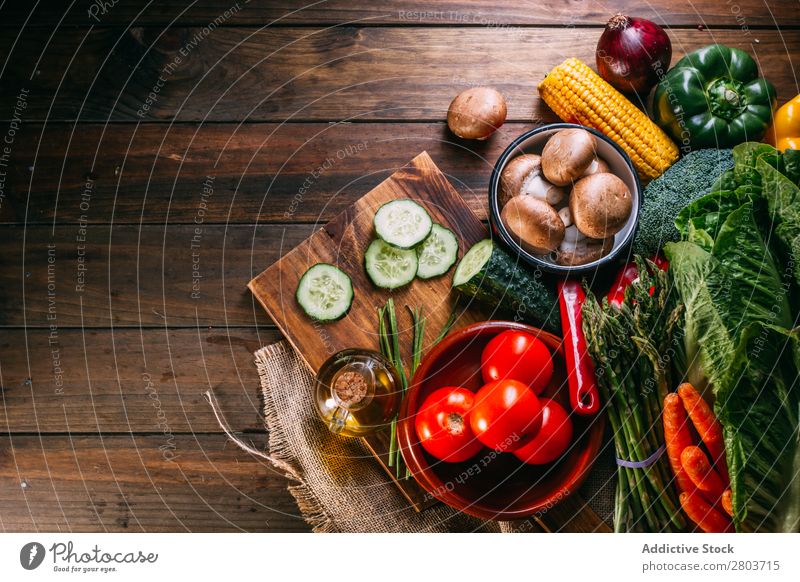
[663,393,696,493]
[678,383,728,482]
[680,492,733,533]
[721,489,734,517]
[681,446,726,502]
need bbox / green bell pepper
[653,44,776,150]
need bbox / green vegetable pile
[633,149,733,257]
[665,142,800,532]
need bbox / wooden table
[0,0,797,532]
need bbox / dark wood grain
[1,0,796,27]
[536,495,612,533]
[2,0,795,534]
[1,122,509,225]
[0,434,311,532]
[2,27,797,122]
[0,223,314,327]
[0,328,279,433]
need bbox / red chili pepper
[607,262,640,308]
[606,256,669,308]
[558,281,600,416]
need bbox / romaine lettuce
[758,157,800,289]
[666,190,799,532]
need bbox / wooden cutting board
[248,151,610,531]
[249,152,487,510]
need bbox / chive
[378,300,459,480]
[388,418,398,467]
[435,302,458,344]
[407,305,426,376]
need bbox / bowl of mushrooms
[488,123,642,273]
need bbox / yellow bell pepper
[765,94,800,151]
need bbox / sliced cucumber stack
[416,224,459,279]
[365,239,418,289]
[373,199,432,249]
[296,263,353,322]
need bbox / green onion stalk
[582,257,685,532]
[378,299,457,479]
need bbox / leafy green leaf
[716,323,800,532]
[758,157,800,288]
[676,188,752,241]
[783,149,800,185]
[732,142,780,186]
[664,241,733,392]
[707,202,792,333]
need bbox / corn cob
[538,58,679,182]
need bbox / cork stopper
[333,370,369,408]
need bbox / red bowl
[398,320,605,521]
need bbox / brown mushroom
[499,154,565,208]
[556,236,615,266]
[501,196,564,255]
[541,128,598,186]
[499,154,539,207]
[581,157,610,177]
[569,172,633,239]
[447,87,507,140]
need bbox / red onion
[596,13,672,95]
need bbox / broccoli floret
[633,149,734,256]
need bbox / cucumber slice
[365,239,418,289]
[296,263,353,322]
[373,199,432,249]
[452,239,560,333]
[416,223,459,279]
[452,238,493,287]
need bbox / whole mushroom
[557,237,615,266]
[541,128,598,186]
[447,87,507,140]
[499,154,565,208]
[570,172,633,239]
[501,195,564,255]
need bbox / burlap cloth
[250,340,615,533]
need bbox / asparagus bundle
[582,257,685,532]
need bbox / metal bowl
[488,123,642,275]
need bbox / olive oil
[314,349,402,437]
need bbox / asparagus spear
[582,259,685,532]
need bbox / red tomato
[469,379,542,452]
[481,330,554,394]
[513,399,573,465]
[415,386,483,463]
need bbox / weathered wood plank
[0,434,311,532]
[0,0,795,27]
[0,328,281,433]
[0,224,315,327]
[1,122,505,225]
[2,27,797,122]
